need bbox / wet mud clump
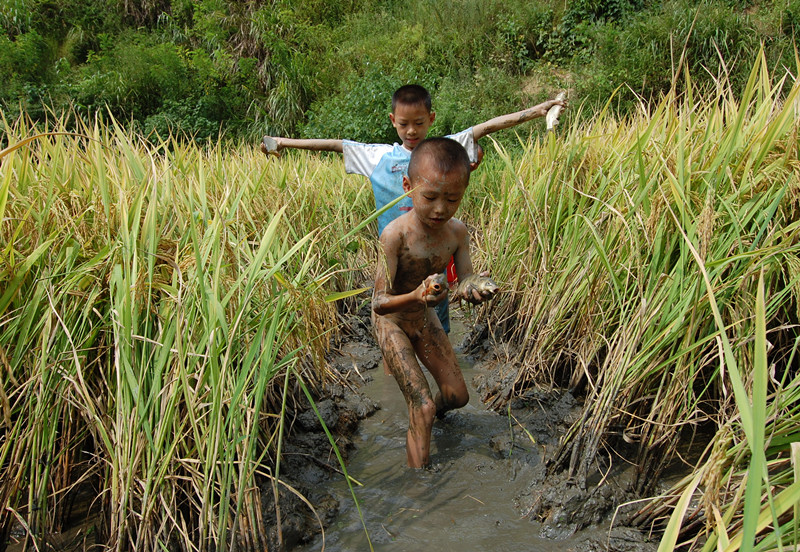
[473,352,658,552]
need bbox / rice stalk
[0,110,365,550]
[464,49,800,548]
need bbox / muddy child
[262,84,563,333]
[371,137,498,468]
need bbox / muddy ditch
[4,307,672,551]
[273,307,669,552]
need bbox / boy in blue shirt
[261,85,564,331]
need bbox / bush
[70,33,190,119]
[576,0,759,111]
[433,67,535,139]
[301,62,435,144]
[141,98,221,142]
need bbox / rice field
[2,52,800,550]
[464,53,800,551]
[0,116,376,549]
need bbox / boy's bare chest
[394,233,454,289]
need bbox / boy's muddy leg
[375,317,437,468]
[413,310,468,419]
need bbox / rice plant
[0,113,372,550]
[464,50,800,549]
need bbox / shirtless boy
[371,137,497,468]
[262,85,562,332]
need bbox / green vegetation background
[2,0,799,144]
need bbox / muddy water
[299,318,579,552]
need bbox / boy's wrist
[418,284,428,306]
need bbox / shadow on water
[298,316,559,552]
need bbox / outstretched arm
[261,136,344,156]
[471,97,565,141]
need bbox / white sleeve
[343,141,393,177]
[446,128,478,163]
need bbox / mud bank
[276,308,661,552]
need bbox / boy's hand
[532,97,567,119]
[456,272,499,304]
[420,273,448,306]
[260,136,281,158]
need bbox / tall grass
[4,49,799,551]
[464,51,799,549]
[0,115,373,549]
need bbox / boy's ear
[402,175,412,193]
[389,113,396,125]
[429,111,436,123]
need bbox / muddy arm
[261,137,344,156]
[471,98,566,141]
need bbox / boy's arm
[451,221,497,304]
[372,232,446,316]
[471,97,565,141]
[261,136,344,156]
[451,220,475,284]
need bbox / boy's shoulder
[343,139,404,153]
[381,210,414,240]
[343,140,412,178]
[445,217,468,240]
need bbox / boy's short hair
[408,137,471,181]
[392,84,432,113]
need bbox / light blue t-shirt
[342,128,476,236]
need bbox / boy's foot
[261,136,280,157]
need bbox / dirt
[269,306,661,552]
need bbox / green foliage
[141,98,221,141]
[432,67,533,137]
[1,0,798,142]
[784,0,800,36]
[0,0,31,35]
[575,0,762,110]
[301,62,431,144]
[70,33,189,119]
[1,29,50,81]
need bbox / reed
[0,114,372,550]
[465,51,800,549]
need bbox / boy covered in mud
[371,137,498,468]
[262,85,563,332]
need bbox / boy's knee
[410,400,437,427]
[443,389,469,410]
[451,390,469,409]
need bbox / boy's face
[403,159,468,230]
[390,102,436,151]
